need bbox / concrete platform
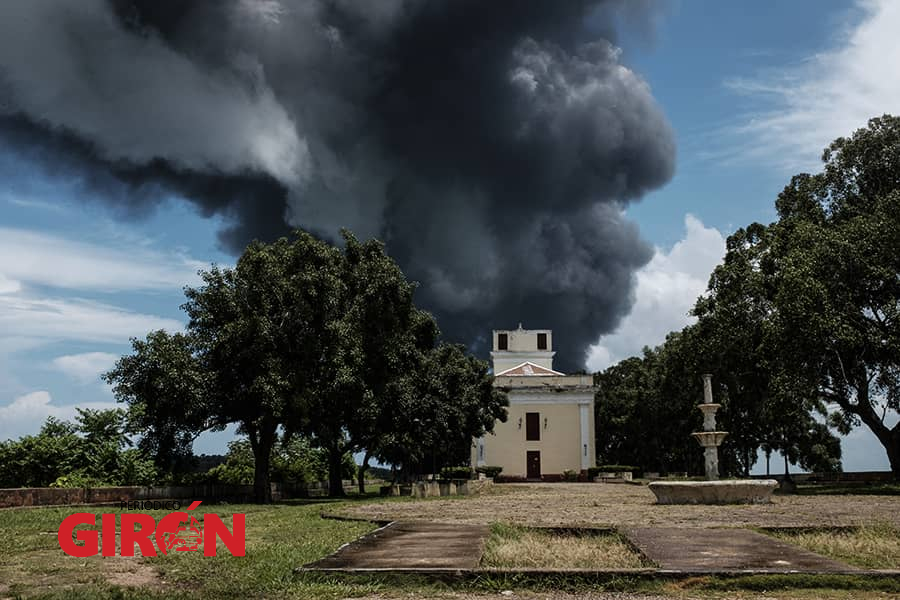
[302,521,489,571]
[648,480,778,504]
[622,527,860,573]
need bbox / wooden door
[526,451,541,479]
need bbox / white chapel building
[473,325,597,480]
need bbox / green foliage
[103,330,208,481]
[205,439,256,485]
[476,465,503,478]
[203,435,350,485]
[595,332,706,475]
[440,466,473,480]
[562,469,578,481]
[0,410,156,487]
[597,115,900,477]
[105,229,507,500]
[764,116,900,475]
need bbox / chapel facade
[473,325,597,480]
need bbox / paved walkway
[304,521,860,574]
[622,527,858,572]
[304,521,489,570]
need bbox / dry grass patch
[339,482,900,529]
[766,523,900,569]
[481,523,648,569]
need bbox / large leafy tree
[107,229,502,500]
[304,233,439,496]
[369,344,507,482]
[183,232,343,502]
[692,224,841,476]
[411,343,509,476]
[767,115,900,476]
[595,333,703,475]
[108,232,346,502]
[104,330,210,480]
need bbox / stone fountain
[692,374,728,480]
[648,374,778,504]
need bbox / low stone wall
[381,478,488,498]
[306,480,381,497]
[751,471,895,484]
[0,483,309,509]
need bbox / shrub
[597,465,638,472]
[587,467,602,479]
[441,466,474,480]
[476,465,503,478]
[562,469,578,481]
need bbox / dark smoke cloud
[0,0,675,371]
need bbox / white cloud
[586,214,725,372]
[52,352,120,384]
[0,295,182,346]
[724,0,900,171]
[0,391,117,441]
[0,226,206,292]
[0,273,20,294]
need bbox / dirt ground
[337,483,900,529]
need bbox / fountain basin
[648,479,778,505]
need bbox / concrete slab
[303,521,489,571]
[622,527,860,573]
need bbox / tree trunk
[887,429,900,480]
[780,453,796,493]
[844,370,900,480]
[357,451,370,495]
[248,420,276,504]
[327,444,345,497]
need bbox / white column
[579,402,590,470]
[476,436,486,466]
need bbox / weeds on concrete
[765,522,900,569]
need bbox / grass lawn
[764,523,900,569]
[2,486,899,599]
[0,499,385,599]
[481,523,648,569]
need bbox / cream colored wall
[492,354,555,373]
[493,329,552,352]
[476,397,595,477]
[491,328,555,373]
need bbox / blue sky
[1,0,898,471]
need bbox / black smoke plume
[0,0,675,370]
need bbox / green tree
[362,344,508,482]
[596,331,710,475]
[691,223,841,476]
[414,344,508,476]
[303,232,438,496]
[182,232,344,502]
[0,411,156,487]
[104,330,209,481]
[0,418,81,487]
[205,435,353,488]
[766,115,900,476]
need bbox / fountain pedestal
[692,429,727,481]
[648,374,777,504]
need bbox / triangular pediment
[495,361,564,376]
